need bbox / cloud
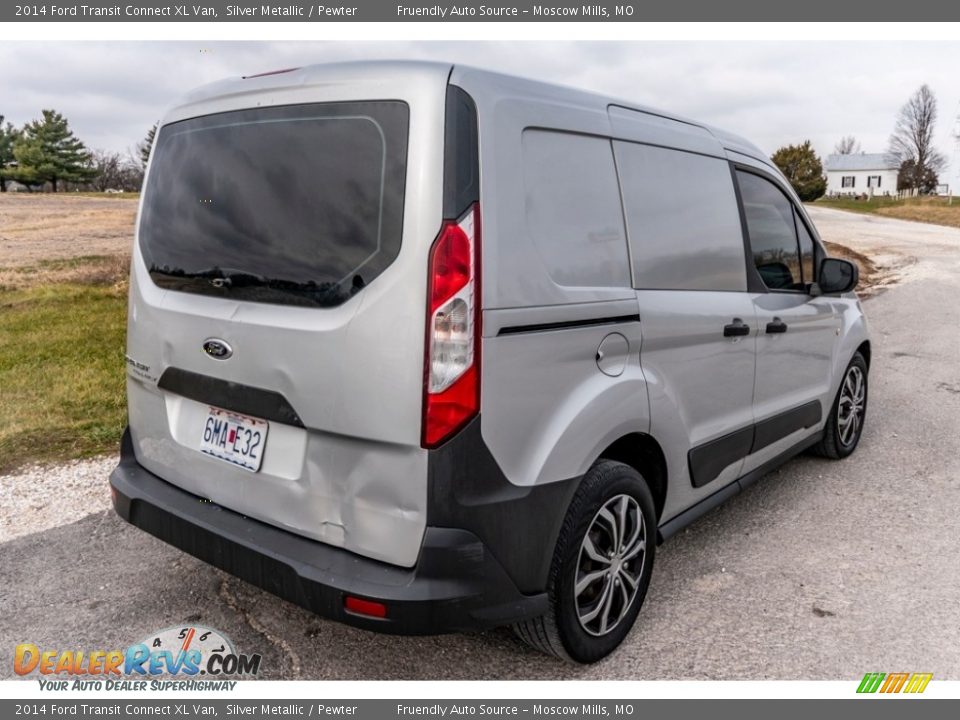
[1,41,958,181]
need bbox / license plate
[199,407,268,472]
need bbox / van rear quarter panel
[452,68,649,491]
[126,63,450,568]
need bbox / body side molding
[688,400,822,488]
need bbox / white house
[825,153,899,197]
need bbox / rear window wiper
[148,264,357,307]
[149,265,257,285]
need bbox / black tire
[811,351,868,459]
[513,460,656,663]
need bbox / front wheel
[513,460,656,663]
[812,351,868,459]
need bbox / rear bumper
[110,429,546,635]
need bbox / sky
[2,41,959,185]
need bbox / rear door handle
[723,318,751,337]
[766,317,788,334]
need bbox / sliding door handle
[766,317,788,334]
[723,318,751,337]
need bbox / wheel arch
[596,432,668,522]
[856,339,871,370]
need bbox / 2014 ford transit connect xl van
[110,61,870,663]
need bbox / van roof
[166,59,771,167]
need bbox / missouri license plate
[199,407,268,472]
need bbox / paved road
[3,208,959,680]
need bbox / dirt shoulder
[822,241,888,299]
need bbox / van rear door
[124,64,450,568]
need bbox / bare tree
[124,146,145,189]
[90,150,123,192]
[888,85,947,192]
[88,149,146,192]
[834,136,861,155]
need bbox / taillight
[422,204,480,448]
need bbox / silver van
[110,61,870,663]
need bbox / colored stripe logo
[857,672,933,694]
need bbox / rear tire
[812,352,868,459]
[513,460,656,663]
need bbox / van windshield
[139,101,409,308]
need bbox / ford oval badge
[202,338,233,360]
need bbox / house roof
[826,153,899,172]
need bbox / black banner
[2,699,959,719]
[5,0,960,22]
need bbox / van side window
[795,209,816,285]
[615,142,747,292]
[521,130,630,289]
[737,171,804,292]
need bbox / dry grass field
[0,193,136,269]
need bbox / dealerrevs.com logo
[14,625,261,691]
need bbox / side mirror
[814,258,859,295]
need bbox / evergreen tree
[896,159,939,194]
[771,140,827,202]
[13,109,95,192]
[139,123,157,169]
[0,116,20,192]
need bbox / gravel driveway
[2,207,958,680]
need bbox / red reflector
[344,596,388,619]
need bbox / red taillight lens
[344,596,388,619]
[429,223,472,313]
[422,204,480,449]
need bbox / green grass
[0,282,127,472]
[813,196,905,213]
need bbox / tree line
[772,84,952,201]
[0,110,155,193]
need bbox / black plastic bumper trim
[427,416,581,595]
[157,367,305,428]
[111,429,545,635]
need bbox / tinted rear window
[140,101,409,308]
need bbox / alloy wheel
[574,494,646,637]
[837,365,866,447]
